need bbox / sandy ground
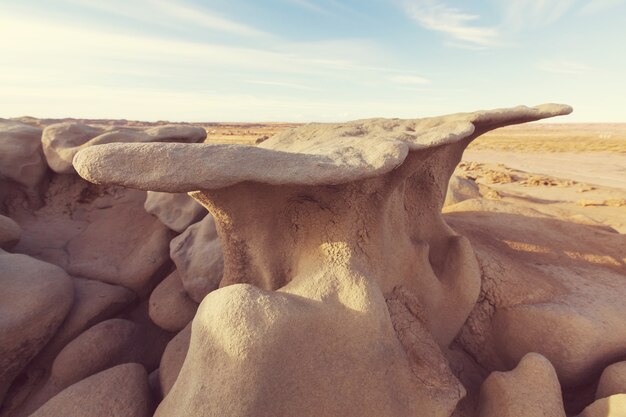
[455,124,625,234]
[463,150,626,190]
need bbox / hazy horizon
[2,0,625,123]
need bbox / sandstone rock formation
[169,214,223,303]
[70,104,573,416]
[42,123,207,174]
[597,361,626,400]
[448,198,626,387]
[144,191,207,233]
[10,175,173,297]
[0,121,46,190]
[477,352,566,417]
[29,364,151,417]
[0,215,21,250]
[577,394,626,417]
[445,174,481,206]
[0,251,73,404]
[158,324,191,398]
[149,270,198,332]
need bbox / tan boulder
[144,191,206,233]
[158,324,191,397]
[445,174,481,207]
[597,362,626,400]
[29,363,151,417]
[170,215,223,303]
[478,352,566,417]
[449,199,626,387]
[577,394,626,417]
[149,270,198,332]
[0,215,21,250]
[0,121,46,189]
[33,277,137,367]
[64,195,173,295]
[42,123,206,174]
[0,251,73,404]
[11,176,173,296]
[14,316,168,416]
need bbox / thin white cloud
[401,0,499,47]
[579,0,625,14]
[388,75,431,85]
[499,0,580,29]
[64,0,268,37]
[536,60,593,75]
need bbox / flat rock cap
[73,104,572,192]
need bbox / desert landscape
[1,104,625,417]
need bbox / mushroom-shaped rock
[73,105,571,415]
[74,104,571,349]
[477,352,566,417]
[0,251,74,404]
[577,394,626,417]
[42,122,206,174]
[0,121,46,189]
[170,215,223,303]
[145,191,207,233]
[29,363,151,417]
[0,214,21,250]
[149,270,198,332]
[597,362,626,400]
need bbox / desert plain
[1,107,625,417]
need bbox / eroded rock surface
[448,199,626,387]
[477,352,566,417]
[597,362,626,400]
[170,215,223,303]
[29,364,151,417]
[149,270,198,332]
[72,104,573,416]
[144,192,206,233]
[0,251,73,404]
[0,216,21,250]
[0,121,46,190]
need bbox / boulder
[170,215,223,303]
[29,363,151,417]
[0,215,21,250]
[477,352,566,417]
[33,278,136,367]
[445,174,481,207]
[0,121,46,189]
[16,316,169,415]
[0,251,73,404]
[42,123,206,174]
[149,270,198,332]
[10,175,173,296]
[144,191,206,233]
[577,394,626,417]
[597,361,626,400]
[449,199,626,387]
[159,324,191,397]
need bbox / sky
[1,0,625,122]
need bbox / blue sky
[1,0,625,122]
